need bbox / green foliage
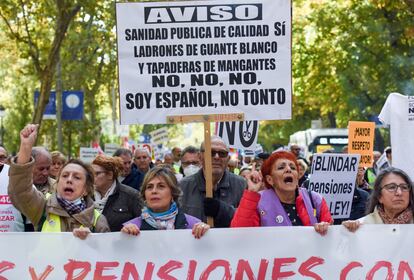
[259,0,413,152]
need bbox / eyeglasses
[182,161,199,166]
[202,150,229,158]
[381,183,411,193]
[135,156,148,160]
[94,171,107,176]
[0,156,7,161]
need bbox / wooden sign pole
[168,113,244,227]
[203,121,214,226]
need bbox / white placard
[116,0,292,124]
[1,226,414,279]
[216,120,259,150]
[309,153,360,219]
[79,147,100,163]
[149,127,169,145]
[104,143,120,156]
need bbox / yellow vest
[41,193,101,232]
[41,210,101,232]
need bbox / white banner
[116,0,292,124]
[309,153,360,219]
[1,225,413,279]
[216,121,259,150]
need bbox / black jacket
[102,181,142,231]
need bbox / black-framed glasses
[381,183,411,193]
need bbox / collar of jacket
[195,169,230,192]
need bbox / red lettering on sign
[157,260,183,280]
[340,261,363,280]
[121,262,140,280]
[298,256,324,280]
[0,261,15,280]
[93,261,119,280]
[200,260,231,280]
[143,262,155,280]
[235,259,269,280]
[29,265,54,280]
[0,196,11,205]
[186,260,197,280]
[272,257,296,279]
[366,261,394,280]
[64,259,91,280]
[396,261,414,280]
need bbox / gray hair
[366,167,414,215]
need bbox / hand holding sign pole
[168,113,244,227]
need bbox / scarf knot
[141,202,178,230]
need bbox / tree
[259,0,413,151]
[0,0,81,134]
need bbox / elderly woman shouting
[121,166,209,239]
[8,124,109,238]
[343,167,414,232]
[231,151,333,235]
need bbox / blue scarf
[141,202,178,230]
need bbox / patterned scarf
[57,195,87,216]
[141,202,178,230]
[377,205,413,224]
[94,181,117,213]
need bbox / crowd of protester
[0,124,412,240]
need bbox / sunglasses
[201,149,229,158]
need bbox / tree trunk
[32,2,81,135]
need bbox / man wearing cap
[179,136,246,228]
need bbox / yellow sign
[347,121,375,167]
[316,145,333,153]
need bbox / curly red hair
[260,151,299,188]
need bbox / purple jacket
[258,188,322,226]
[124,211,200,230]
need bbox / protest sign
[149,127,169,145]
[116,0,292,124]
[79,148,99,163]
[104,143,120,156]
[348,121,375,167]
[215,120,258,150]
[1,226,413,279]
[309,153,360,219]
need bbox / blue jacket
[121,165,144,191]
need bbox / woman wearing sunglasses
[343,167,414,231]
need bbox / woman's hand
[121,224,140,236]
[192,222,210,239]
[73,227,91,240]
[246,163,263,193]
[342,220,361,232]
[17,124,39,164]
[313,221,330,236]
